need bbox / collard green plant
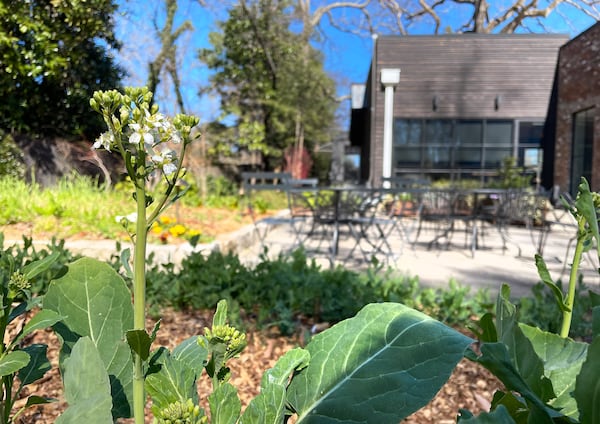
[463,177,600,423]
[0,241,63,423]
[38,86,478,423]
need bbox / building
[350,34,569,187]
[547,22,600,194]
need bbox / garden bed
[19,308,503,423]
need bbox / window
[571,108,595,194]
[392,119,515,173]
[393,119,421,167]
[518,121,544,166]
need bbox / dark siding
[377,34,567,119]
[367,34,568,185]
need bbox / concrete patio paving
[9,208,599,300]
[236,212,600,298]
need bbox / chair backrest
[383,177,431,189]
[241,172,292,192]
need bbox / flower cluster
[150,215,200,244]
[154,399,205,424]
[200,324,247,360]
[90,88,199,180]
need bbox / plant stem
[560,219,585,338]
[133,178,148,424]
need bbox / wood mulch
[15,308,503,423]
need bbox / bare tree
[147,0,193,113]
[377,0,600,34]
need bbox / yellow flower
[159,215,174,225]
[151,224,163,234]
[169,224,187,237]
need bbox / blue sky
[113,1,597,125]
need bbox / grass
[0,174,288,243]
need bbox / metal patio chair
[241,171,292,249]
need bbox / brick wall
[554,23,600,193]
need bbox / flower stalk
[90,87,198,423]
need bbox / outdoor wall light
[495,95,502,110]
[432,95,438,111]
[381,68,401,86]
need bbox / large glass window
[484,121,513,168]
[392,118,517,174]
[571,108,595,194]
[393,119,421,167]
[424,120,452,167]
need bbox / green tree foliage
[0,0,123,138]
[199,0,337,170]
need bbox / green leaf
[0,350,30,377]
[213,299,228,327]
[209,383,241,424]
[126,329,152,361]
[470,312,498,343]
[146,349,199,414]
[286,303,472,423]
[470,343,553,423]
[574,337,600,424]
[11,309,63,348]
[575,178,600,251]
[458,405,515,423]
[495,286,554,401]
[23,395,55,407]
[172,336,208,371]
[240,384,285,424]
[520,324,587,419]
[260,347,309,389]
[534,255,569,312]
[21,251,60,280]
[593,305,600,340]
[44,257,134,419]
[240,348,310,424]
[18,344,51,386]
[56,337,113,424]
[120,247,133,279]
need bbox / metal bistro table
[288,185,386,265]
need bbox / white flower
[146,111,170,130]
[116,212,137,224]
[92,132,114,151]
[128,123,154,146]
[170,131,182,144]
[163,162,177,176]
[150,149,178,177]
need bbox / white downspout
[381,69,401,188]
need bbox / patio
[238,206,600,298]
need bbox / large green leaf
[0,350,30,377]
[43,257,134,419]
[18,344,51,386]
[209,383,241,424]
[575,337,600,424]
[286,302,472,424]
[146,348,199,414]
[520,324,587,419]
[172,336,208,371]
[56,337,113,424]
